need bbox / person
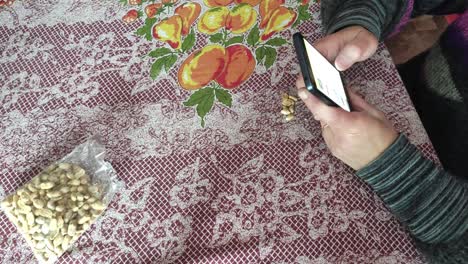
[296,0,468,263]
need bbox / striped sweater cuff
[325,2,384,39]
[324,0,411,40]
[357,134,468,243]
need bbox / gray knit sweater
[321,0,468,263]
[357,135,468,263]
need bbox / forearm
[357,135,468,261]
[320,0,407,39]
[357,135,468,243]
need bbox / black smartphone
[293,32,351,112]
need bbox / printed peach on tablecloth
[0,0,437,263]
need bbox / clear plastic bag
[0,136,121,263]
[57,136,120,206]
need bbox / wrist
[357,134,405,178]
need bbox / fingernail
[335,56,347,71]
[298,89,308,100]
[335,60,344,71]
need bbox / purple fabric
[388,0,415,38]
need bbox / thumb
[335,32,378,71]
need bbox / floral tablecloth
[0,0,437,263]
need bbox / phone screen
[303,39,351,112]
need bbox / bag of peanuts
[0,137,120,264]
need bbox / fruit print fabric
[129,0,312,126]
[0,0,437,263]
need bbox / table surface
[0,1,438,263]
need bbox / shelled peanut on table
[1,163,107,264]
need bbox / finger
[335,31,378,71]
[347,88,368,112]
[347,89,385,119]
[321,123,338,156]
[296,74,305,89]
[300,89,319,120]
[313,34,342,63]
[298,88,348,124]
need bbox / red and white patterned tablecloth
[0,1,437,263]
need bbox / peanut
[58,163,71,171]
[61,235,71,250]
[41,223,50,235]
[74,168,86,178]
[1,196,12,208]
[47,200,56,210]
[78,216,90,225]
[35,216,46,225]
[0,163,108,263]
[26,213,35,226]
[55,205,65,212]
[49,218,58,231]
[28,225,40,235]
[27,184,37,193]
[67,223,77,236]
[32,233,45,241]
[281,109,291,115]
[35,241,46,250]
[39,182,55,190]
[281,92,299,122]
[46,191,61,199]
[60,186,70,193]
[57,216,64,228]
[32,198,45,209]
[53,234,63,248]
[68,179,81,186]
[282,98,294,107]
[35,208,53,218]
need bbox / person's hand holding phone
[314,26,378,71]
[296,76,398,170]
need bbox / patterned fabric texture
[0,0,438,263]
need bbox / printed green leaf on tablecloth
[122,0,315,126]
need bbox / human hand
[314,26,378,71]
[296,76,398,170]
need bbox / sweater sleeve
[357,134,468,262]
[320,0,467,40]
